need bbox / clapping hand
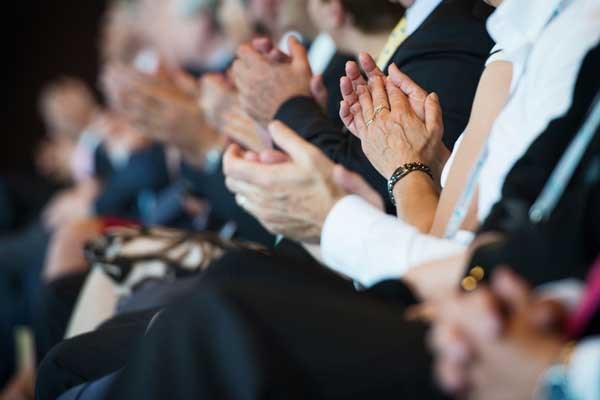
[429,268,568,400]
[223,121,382,243]
[339,54,449,182]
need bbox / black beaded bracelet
[387,162,434,206]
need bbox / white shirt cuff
[321,195,467,288]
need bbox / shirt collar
[487,0,569,50]
[406,0,444,35]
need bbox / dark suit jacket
[93,144,170,219]
[470,43,600,287]
[275,0,494,211]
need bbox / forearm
[393,172,440,233]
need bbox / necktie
[567,255,600,338]
[376,17,408,70]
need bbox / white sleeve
[568,338,600,400]
[320,195,468,288]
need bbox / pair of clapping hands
[226,35,448,243]
[428,267,570,400]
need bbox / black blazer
[94,143,171,219]
[275,0,494,211]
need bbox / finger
[268,48,291,63]
[436,357,469,395]
[259,149,290,164]
[225,177,269,200]
[358,52,385,80]
[340,76,357,104]
[223,143,272,185]
[339,100,356,134]
[268,120,316,164]
[332,165,383,210]
[424,92,443,136]
[345,61,367,90]
[252,37,274,54]
[491,267,531,313]
[350,102,367,137]
[236,43,266,66]
[345,60,364,82]
[389,63,428,119]
[385,77,412,116]
[288,36,310,71]
[356,84,374,125]
[369,76,390,114]
[244,152,260,162]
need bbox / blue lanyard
[529,93,600,223]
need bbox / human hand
[339,54,428,135]
[42,180,100,230]
[199,72,238,131]
[430,268,568,400]
[222,105,272,152]
[353,74,445,181]
[233,36,312,127]
[223,121,382,243]
[103,64,220,163]
[340,54,449,181]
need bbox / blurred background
[7,1,107,173]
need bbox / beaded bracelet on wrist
[387,162,434,206]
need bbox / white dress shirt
[321,0,600,288]
[406,0,443,36]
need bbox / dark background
[4,0,108,174]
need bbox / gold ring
[374,105,389,116]
[366,118,375,127]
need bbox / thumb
[288,36,310,70]
[332,165,383,210]
[269,120,315,164]
[259,149,291,164]
[425,92,443,137]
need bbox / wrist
[392,171,438,204]
[387,162,434,206]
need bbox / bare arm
[430,61,513,236]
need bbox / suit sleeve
[275,96,392,211]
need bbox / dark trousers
[106,278,443,399]
[38,248,442,399]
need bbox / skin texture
[223,121,383,244]
[429,60,513,236]
[103,64,222,167]
[43,217,104,282]
[429,268,567,400]
[232,36,313,127]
